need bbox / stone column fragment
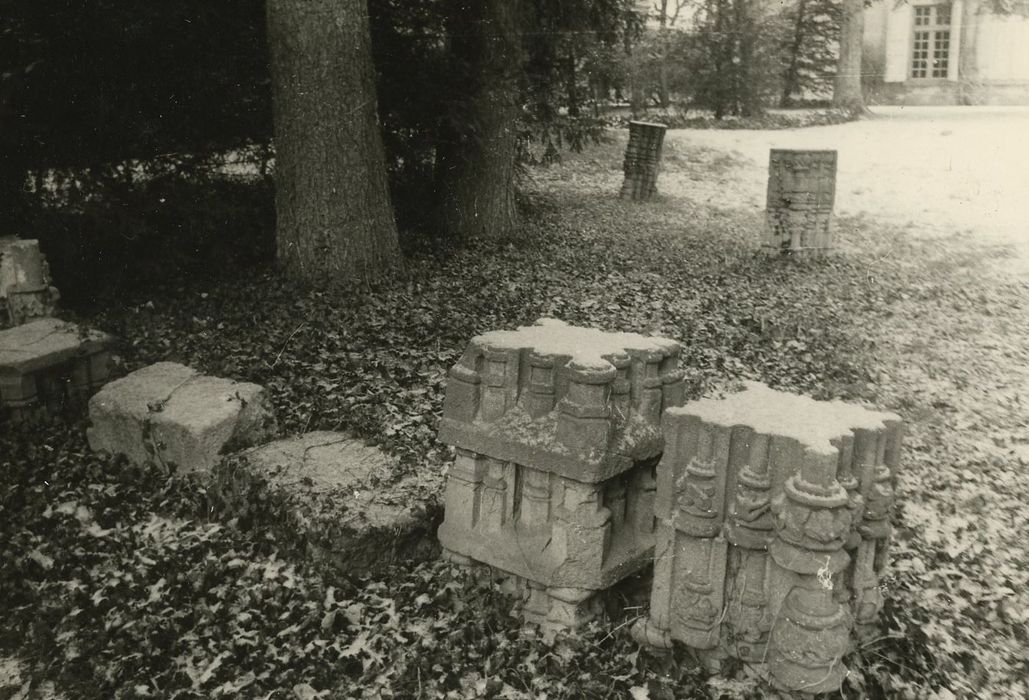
[0,238,60,327]
[764,149,838,258]
[619,121,668,202]
[437,319,684,631]
[634,381,904,695]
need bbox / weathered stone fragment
[0,237,60,326]
[214,431,442,578]
[764,149,837,257]
[619,121,668,202]
[632,381,903,695]
[0,318,113,421]
[438,318,685,631]
[87,361,276,472]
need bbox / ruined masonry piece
[764,149,837,257]
[0,237,61,326]
[0,318,113,421]
[438,318,685,631]
[632,381,903,695]
[619,121,667,202]
[215,432,442,578]
[87,361,277,472]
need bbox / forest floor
[2,107,1028,699]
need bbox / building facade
[863,0,1029,104]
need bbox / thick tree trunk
[266,0,400,283]
[437,0,521,242]
[959,0,982,105]
[833,0,866,113]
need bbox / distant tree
[266,0,400,282]
[685,0,781,118]
[832,0,865,112]
[780,0,842,106]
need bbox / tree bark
[436,0,521,242]
[959,0,982,105]
[266,0,400,283]
[833,0,866,113]
[782,0,809,107]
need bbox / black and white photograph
[1,0,1027,697]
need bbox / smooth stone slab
[87,361,276,472]
[214,431,442,578]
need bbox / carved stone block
[619,121,668,202]
[438,319,684,629]
[0,318,113,421]
[0,237,60,327]
[764,150,837,257]
[633,381,903,695]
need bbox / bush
[26,172,275,310]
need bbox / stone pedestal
[0,318,113,421]
[764,150,837,257]
[619,121,668,202]
[632,381,903,695]
[87,362,277,473]
[0,237,60,327]
[438,318,684,632]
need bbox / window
[911,4,952,79]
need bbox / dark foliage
[779,0,843,106]
[681,0,786,118]
[0,0,271,170]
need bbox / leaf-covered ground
[3,122,1028,698]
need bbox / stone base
[87,362,276,472]
[0,318,113,422]
[215,432,443,578]
[464,559,604,638]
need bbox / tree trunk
[436,0,521,242]
[782,0,809,107]
[833,0,866,113]
[266,0,400,283]
[657,1,670,108]
[564,46,580,117]
[959,0,981,105]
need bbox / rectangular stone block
[87,361,277,472]
[0,318,113,421]
[438,319,684,631]
[634,381,903,695]
[764,149,837,257]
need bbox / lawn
[2,118,1027,699]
